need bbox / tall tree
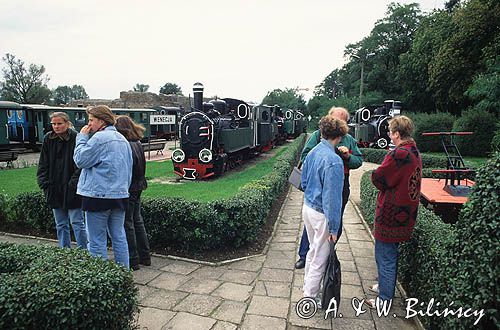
[159,82,182,95]
[0,53,51,103]
[133,83,149,92]
[53,84,89,105]
[262,88,307,112]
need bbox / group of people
[299,107,422,309]
[37,105,152,270]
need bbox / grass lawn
[0,145,289,202]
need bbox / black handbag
[321,241,341,310]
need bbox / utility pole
[351,53,375,108]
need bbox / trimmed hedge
[359,153,499,329]
[361,148,448,169]
[406,112,456,152]
[452,109,497,157]
[0,135,306,252]
[0,243,138,329]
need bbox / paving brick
[137,307,175,329]
[190,266,227,280]
[263,255,295,270]
[259,268,293,282]
[163,312,216,330]
[228,259,263,272]
[211,283,252,302]
[140,288,188,310]
[241,314,287,330]
[288,302,332,329]
[260,281,292,298]
[247,295,289,318]
[219,269,258,285]
[212,300,247,324]
[211,320,238,330]
[269,242,297,251]
[172,294,222,316]
[342,271,362,286]
[160,260,200,275]
[177,278,222,294]
[133,267,162,285]
[148,272,190,291]
[341,284,365,299]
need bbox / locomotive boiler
[348,100,401,149]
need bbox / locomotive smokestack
[193,82,204,112]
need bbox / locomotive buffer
[420,132,475,221]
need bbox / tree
[133,84,149,92]
[159,82,182,95]
[53,85,89,105]
[0,53,51,103]
[262,88,307,112]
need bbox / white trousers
[302,204,330,298]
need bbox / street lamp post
[352,53,374,108]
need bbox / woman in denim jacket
[74,105,133,269]
[300,116,348,302]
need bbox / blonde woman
[37,112,87,249]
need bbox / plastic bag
[321,241,341,310]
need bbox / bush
[7,192,54,234]
[0,243,138,329]
[361,148,447,169]
[359,155,499,329]
[442,153,500,329]
[406,112,456,152]
[452,109,497,156]
[491,122,500,152]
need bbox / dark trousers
[298,174,350,260]
[124,191,151,267]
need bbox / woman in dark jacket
[115,115,151,270]
[37,112,87,249]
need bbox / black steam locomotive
[348,100,402,149]
[171,83,305,180]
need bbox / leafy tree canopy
[159,82,182,95]
[262,88,307,113]
[53,85,89,105]
[0,53,51,104]
[133,83,149,92]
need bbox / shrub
[6,192,53,234]
[0,243,138,329]
[441,153,500,329]
[491,122,500,152]
[406,112,456,152]
[452,109,497,156]
[360,148,447,169]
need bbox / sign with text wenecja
[150,115,176,125]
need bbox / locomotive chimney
[193,82,204,112]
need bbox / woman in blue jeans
[115,115,151,271]
[74,105,133,269]
[37,112,87,249]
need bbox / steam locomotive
[348,100,402,149]
[171,83,306,180]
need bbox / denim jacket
[74,126,132,199]
[301,139,344,235]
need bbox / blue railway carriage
[0,101,158,150]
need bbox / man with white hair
[295,107,363,269]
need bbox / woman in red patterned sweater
[366,115,422,308]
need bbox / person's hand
[337,146,350,160]
[328,234,337,243]
[80,125,91,135]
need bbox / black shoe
[295,258,306,269]
[131,264,140,271]
[139,259,151,266]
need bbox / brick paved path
[0,162,420,329]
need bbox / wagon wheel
[376,137,388,149]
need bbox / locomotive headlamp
[199,148,212,163]
[172,149,185,163]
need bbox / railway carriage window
[262,111,269,121]
[7,110,12,118]
[128,112,135,119]
[160,110,166,115]
[17,110,24,119]
[75,112,86,123]
[140,113,148,122]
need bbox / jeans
[124,191,151,267]
[52,208,87,249]
[298,175,350,260]
[85,209,129,269]
[375,239,399,301]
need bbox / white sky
[0,0,443,104]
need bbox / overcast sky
[1,0,443,103]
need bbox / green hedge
[359,154,499,329]
[361,148,448,169]
[0,243,138,329]
[406,112,456,152]
[452,109,497,157]
[0,134,306,252]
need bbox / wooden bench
[0,151,19,168]
[142,139,167,155]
